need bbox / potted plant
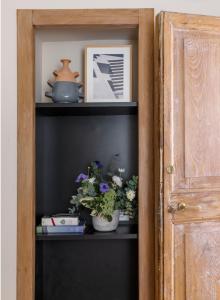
[69,161,138,232]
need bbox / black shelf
[36,102,137,116]
[36,224,138,240]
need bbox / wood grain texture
[174,223,220,300]
[164,12,220,32]
[33,9,140,27]
[155,13,164,300]
[138,9,155,300]
[17,10,35,300]
[164,14,220,193]
[161,11,220,300]
[174,225,185,300]
[185,223,220,300]
[173,223,220,300]
[170,192,220,223]
[184,38,220,178]
[161,11,174,300]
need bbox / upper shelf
[36,102,138,116]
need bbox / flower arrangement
[69,161,138,222]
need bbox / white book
[41,216,79,226]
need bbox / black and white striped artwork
[93,54,124,99]
[86,46,132,102]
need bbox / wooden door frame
[17,9,154,300]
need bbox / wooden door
[159,12,220,300]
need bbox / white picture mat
[86,46,132,102]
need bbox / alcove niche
[35,25,139,300]
[35,27,138,102]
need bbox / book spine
[42,225,84,234]
[41,217,79,226]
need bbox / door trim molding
[17,9,154,300]
[17,10,35,300]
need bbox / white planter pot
[92,210,120,232]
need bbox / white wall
[35,28,138,102]
[2,1,220,299]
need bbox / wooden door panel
[185,224,220,300]
[170,192,220,223]
[170,27,220,192]
[174,223,220,300]
[174,224,185,300]
[184,38,220,179]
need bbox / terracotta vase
[53,59,79,82]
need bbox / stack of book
[36,214,85,234]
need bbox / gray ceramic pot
[45,81,83,103]
[92,210,120,232]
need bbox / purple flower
[94,161,103,169]
[75,173,88,183]
[99,182,109,193]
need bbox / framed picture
[85,45,132,102]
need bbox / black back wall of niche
[36,114,138,220]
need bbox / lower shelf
[36,224,138,240]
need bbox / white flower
[118,168,125,173]
[126,190,136,201]
[70,195,77,204]
[88,177,95,184]
[112,175,123,187]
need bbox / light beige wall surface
[2,1,220,299]
[35,28,138,102]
